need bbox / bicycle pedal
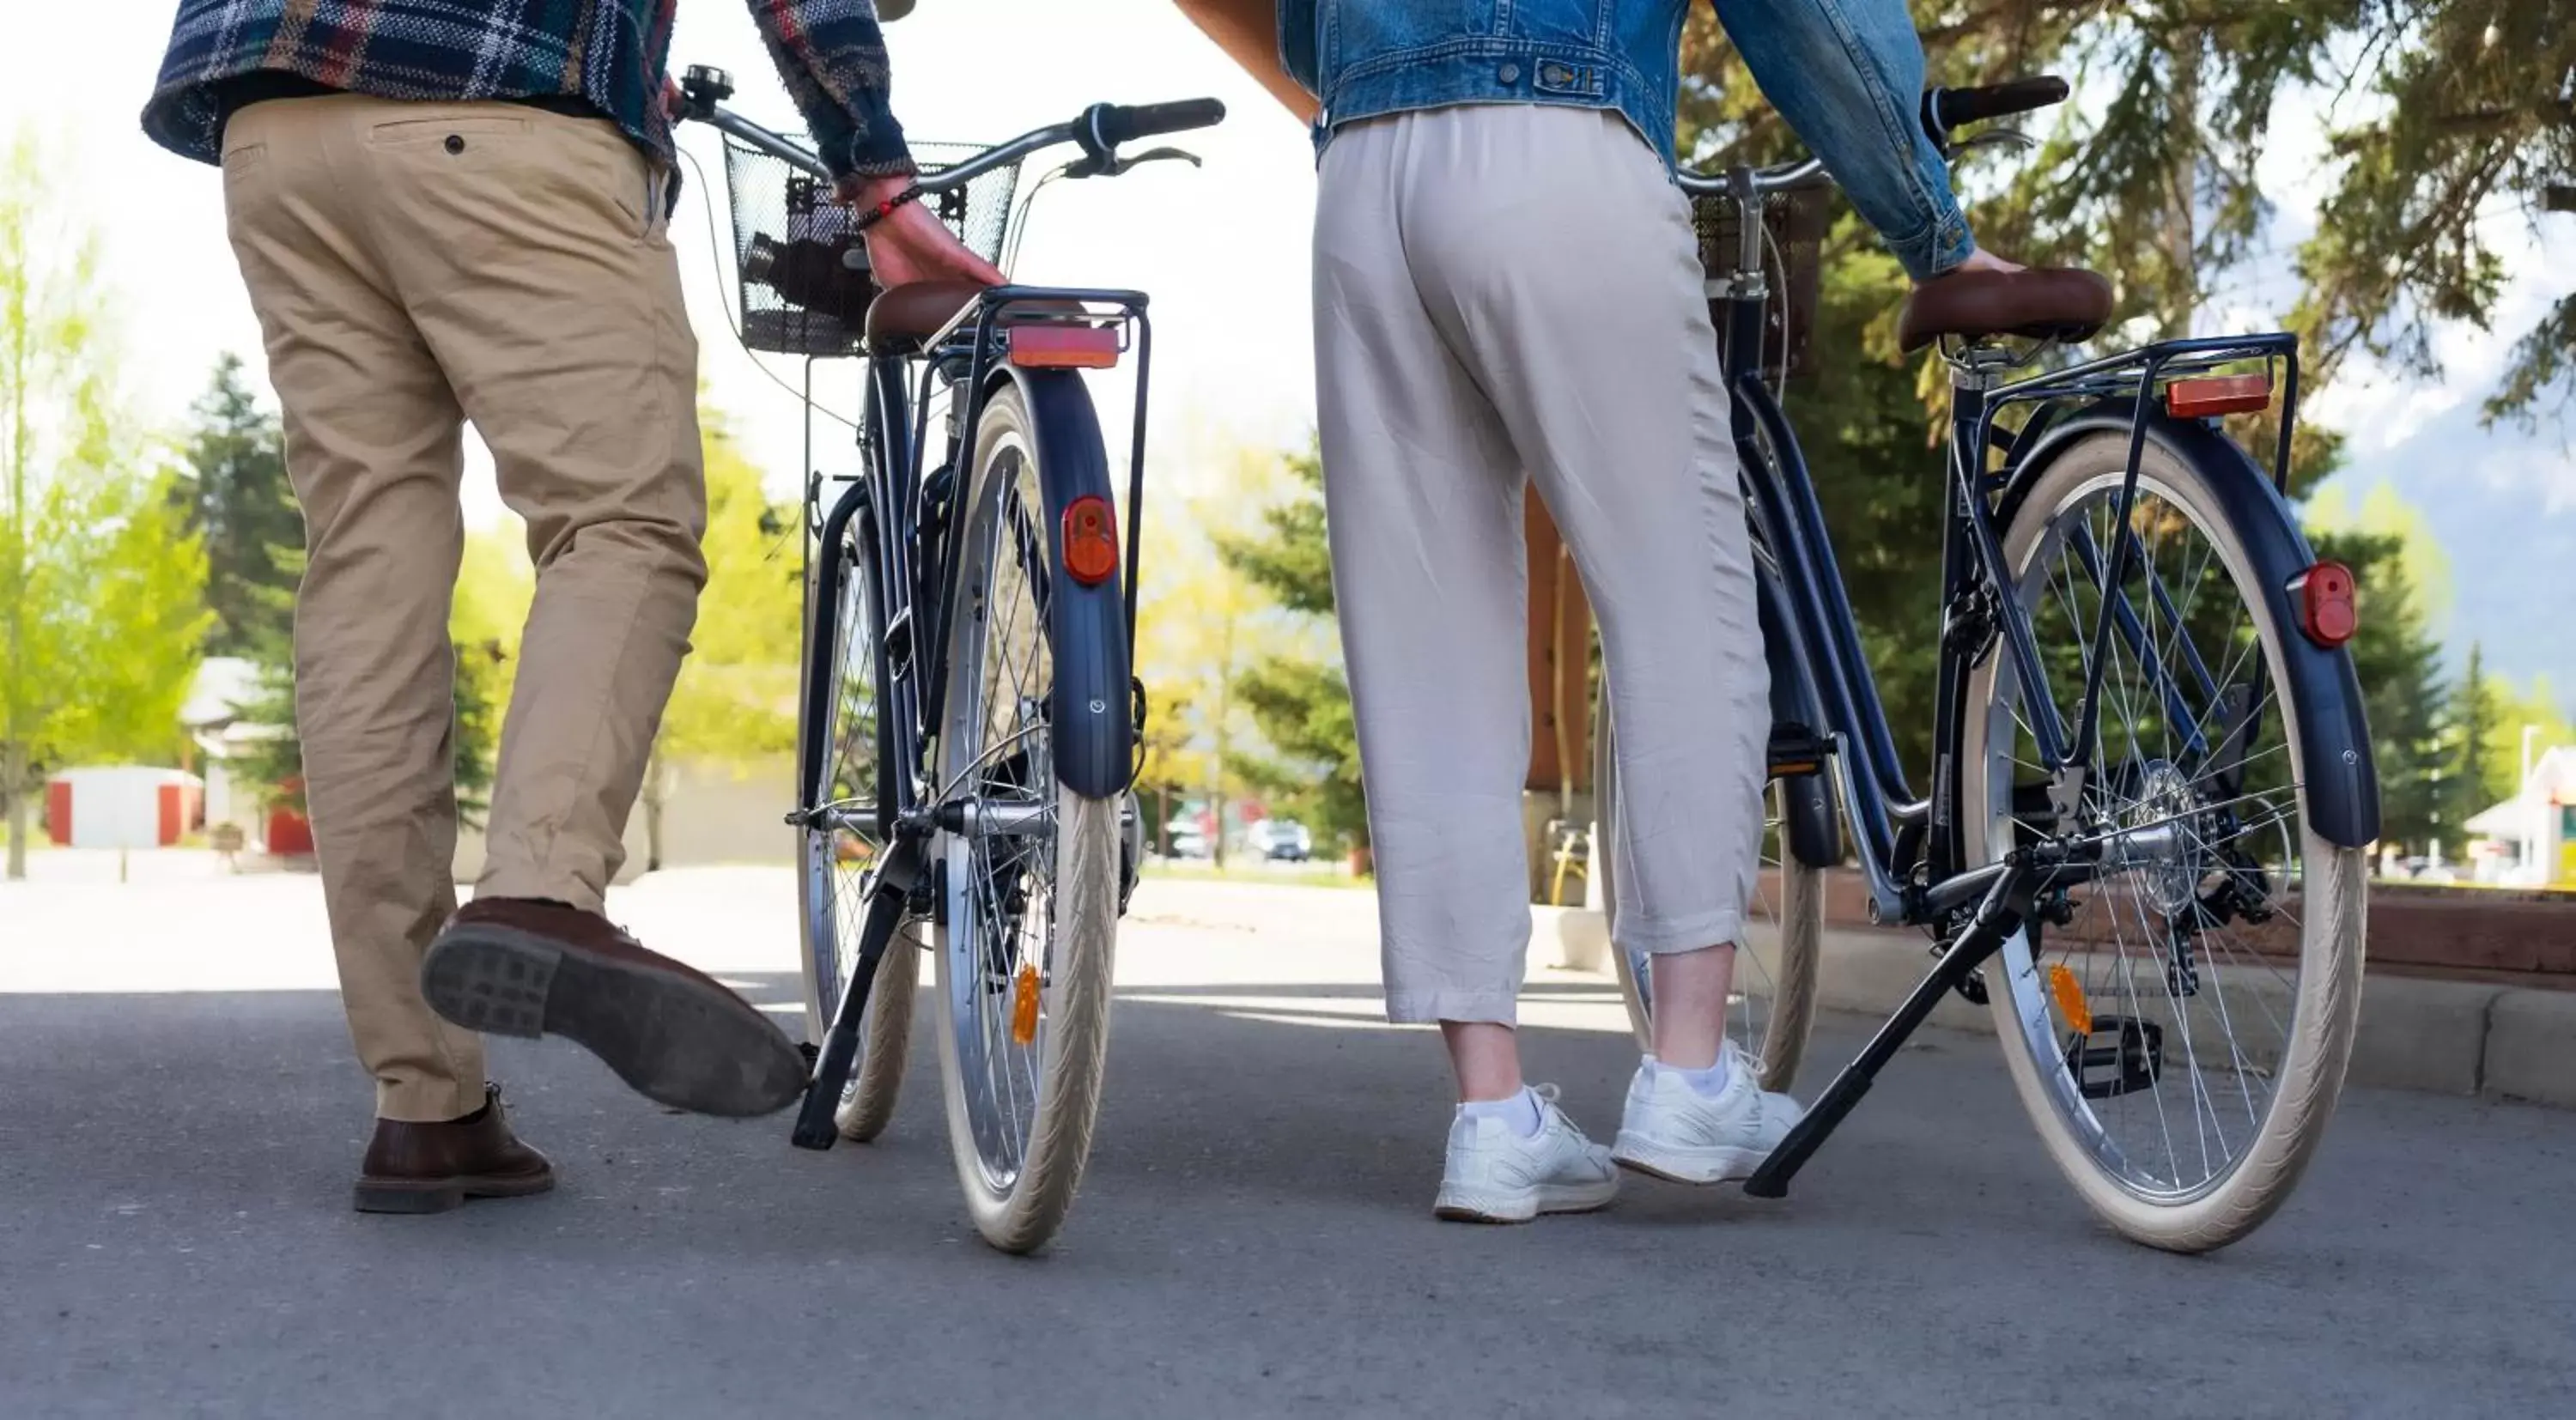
[2063,1016,2164,1100]
[1765,727,1833,780]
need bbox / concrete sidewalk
[1537,907,2576,1109]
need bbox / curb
[1536,909,2575,1109]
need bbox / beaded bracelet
[851,184,927,233]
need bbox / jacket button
[444,134,465,155]
[1499,63,1521,84]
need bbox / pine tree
[2445,642,2500,842]
[2311,528,2445,852]
[176,354,301,658]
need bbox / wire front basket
[721,137,1023,357]
[1692,185,1831,383]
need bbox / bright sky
[8,4,2570,689]
[5,0,1321,524]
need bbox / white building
[2464,745,2576,888]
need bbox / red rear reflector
[1062,495,1119,586]
[2289,561,2357,647]
[1008,325,1120,369]
[2166,373,2272,418]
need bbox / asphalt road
[3,863,2572,1417]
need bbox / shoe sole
[1432,1179,1620,1225]
[353,1169,556,1215]
[422,926,807,1118]
[1610,1135,1769,1186]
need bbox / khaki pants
[222,95,707,1121]
[1314,106,1770,1026]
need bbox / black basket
[1691,185,1831,382]
[721,137,1023,357]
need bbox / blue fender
[989,366,1133,800]
[2007,403,2380,848]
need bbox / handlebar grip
[1923,76,2069,138]
[1091,98,1228,148]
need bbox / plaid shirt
[143,0,914,179]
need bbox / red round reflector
[2293,561,2357,647]
[1063,495,1119,586]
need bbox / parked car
[1249,818,1313,863]
[1163,823,1212,860]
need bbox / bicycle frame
[1704,168,2372,933]
[1689,160,2379,1197]
[799,287,1155,841]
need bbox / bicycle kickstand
[790,834,927,1150]
[1741,862,2036,1199]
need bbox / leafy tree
[175,354,300,657]
[1136,447,1291,868]
[642,408,801,868]
[2,129,213,877]
[1212,444,1370,858]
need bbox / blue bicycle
[680,68,1223,1253]
[1595,76,2372,1252]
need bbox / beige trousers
[222,95,707,1121]
[1314,106,1770,1026]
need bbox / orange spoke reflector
[1062,495,1120,586]
[2289,560,2359,647]
[2165,372,2272,417]
[2046,962,2093,1036]
[1011,962,1041,1046]
[1007,324,1121,369]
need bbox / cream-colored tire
[1962,433,2366,1253]
[1596,686,1825,1094]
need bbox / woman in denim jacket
[1176,0,2037,1223]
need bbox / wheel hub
[2125,759,2206,915]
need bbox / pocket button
[445,134,465,155]
[1498,64,1521,85]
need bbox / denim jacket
[1279,0,1973,279]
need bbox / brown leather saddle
[1895,267,2115,353]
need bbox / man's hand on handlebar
[841,173,1007,288]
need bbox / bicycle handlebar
[1674,73,2065,203]
[1923,76,2069,142]
[677,64,1224,197]
[1085,99,1227,149]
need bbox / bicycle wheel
[1595,684,1825,1094]
[1959,433,2366,1253]
[932,383,1122,1253]
[795,515,917,1142]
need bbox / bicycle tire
[1959,432,2365,1253]
[1595,681,1825,1094]
[795,516,916,1141]
[931,382,1122,1253]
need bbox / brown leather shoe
[420,897,807,1117]
[355,1083,555,1214]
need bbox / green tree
[1136,446,1291,868]
[1213,443,1370,859]
[2,129,213,877]
[2444,642,2501,837]
[2293,0,2576,426]
[643,408,801,868]
[175,354,300,658]
[2309,527,2446,852]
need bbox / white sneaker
[1432,1085,1620,1224]
[1611,1041,1805,1185]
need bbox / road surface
[3,859,2570,1417]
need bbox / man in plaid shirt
[143,2,998,1216]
